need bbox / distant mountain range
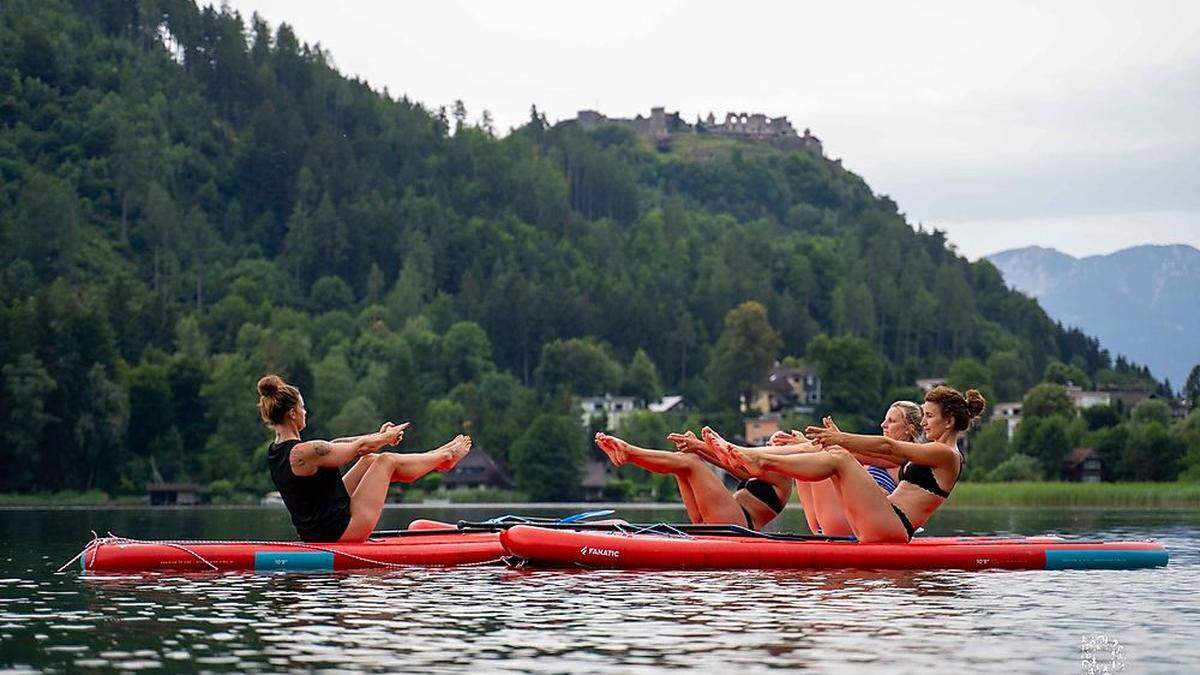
[987,244,1200,388]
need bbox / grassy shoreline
[950,482,1200,508]
[3,483,1199,508]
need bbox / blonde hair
[889,400,927,443]
[257,374,300,425]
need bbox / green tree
[1044,360,1090,388]
[706,301,782,410]
[1175,409,1200,481]
[310,349,357,437]
[1184,365,1200,409]
[806,334,885,416]
[965,419,1010,478]
[1013,415,1071,478]
[1123,421,1182,481]
[328,396,382,439]
[1131,399,1171,426]
[509,413,583,501]
[1081,404,1122,431]
[831,278,876,342]
[615,410,671,451]
[948,357,994,412]
[986,453,1043,482]
[1087,424,1131,482]
[0,354,56,491]
[534,338,623,396]
[421,397,467,448]
[309,276,355,314]
[1022,383,1075,419]
[125,361,174,461]
[986,350,1026,401]
[622,349,663,405]
[441,321,494,384]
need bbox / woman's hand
[804,424,843,448]
[769,430,802,446]
[381,422,409,447]
[821,416,841,433]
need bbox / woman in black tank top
[257,374,473,542]
[711,385,984,543]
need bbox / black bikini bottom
[891,504,916,541]
[738,478,784,513]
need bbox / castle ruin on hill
[574,106,823,154]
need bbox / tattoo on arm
[313,441,333,457]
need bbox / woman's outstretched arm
[332,421,405,445]
[804,427,957,468]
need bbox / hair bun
[257,374,283,397]
[965,389,987,417]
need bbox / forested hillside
[0,0,1179,498]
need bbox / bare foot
[701,427,763,476]
[594,432,628,467]
[671,430,735,472]
[436,435,472,471]
[666,431,705,454]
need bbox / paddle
[370,509,618,538]
[371,518,853,542]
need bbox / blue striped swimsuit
[867,465,898,493]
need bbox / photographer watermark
[1080,634,1125,674]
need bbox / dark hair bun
[965,389,986,418]
[257,374,283,397]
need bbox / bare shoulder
[899,439,960,467]
[290,440,333,475]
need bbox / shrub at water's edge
[949,482,1200,508]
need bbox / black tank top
[267,439,351,542]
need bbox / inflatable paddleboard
[77,526,504,574]
[499,525,1168,571]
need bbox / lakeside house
[1062,447,1103,482]
[581,460,615,501]
[579,393,693,431]
[992,401,1023,439]
[745,414,781,446]
[1065,385,1112,409]
[993,384,1122,440]
[649,395,692,413]
[745,363,821,415]
[146,482,200,506]
[1098,386,1154,411]
[443,447,512,490]
[578,394,641,430]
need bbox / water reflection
[0,506,1197,672]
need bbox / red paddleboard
[499,525,1168,571]
[79,528,504,574]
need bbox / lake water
[0,505,1197,673]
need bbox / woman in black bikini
[708,385,983,543]
[258,374,472,543]
[594,431,790,530]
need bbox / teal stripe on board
[1044,549,1168,570]
[254,551,334,572]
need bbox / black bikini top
[898,454,960,499]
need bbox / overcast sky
[220,0,1200,260]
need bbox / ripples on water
[0,506,1197,673]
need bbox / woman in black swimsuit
[710,385,984,543]
[593,431,789,530]
[258,374,472,542]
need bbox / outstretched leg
[794,482,822,535]
[339,436,472,542]
[809,478,853,537]
[719,445,908,543]
[596,433,746,525]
